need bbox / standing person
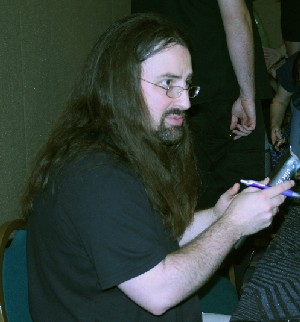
[131,0,272,209]
[22,13,292,322]
[270,51,300,157]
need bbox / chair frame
[0,219,27,322]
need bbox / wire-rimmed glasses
[141,79,200,98]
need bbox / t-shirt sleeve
[276,52,299,93]
[60,157,171,290]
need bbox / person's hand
[213,183,240,218]
[270,126,286,151]
[263,47,284,70]
[224,180,294,237]
[214,178,270,218]
[230,96,256,140]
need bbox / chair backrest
[0,219,32,322]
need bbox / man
[22,13,292,322]
[132,0,272,209]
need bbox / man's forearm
[218,0,255,99]
[270,88,292,128]
[179,208,220,246]
[120,214,240,316]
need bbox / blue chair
[0,219,32,322]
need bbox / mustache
[162,108,185,118]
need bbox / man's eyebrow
[159,72,193,79]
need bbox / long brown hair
[21,13,198,239]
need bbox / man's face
[141,44,192,143]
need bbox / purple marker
[240,179,300,198]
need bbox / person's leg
[189,99,265,210]
[188,100,234,209]
[217,100,265,192]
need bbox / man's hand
[263,46,285,70]
[271,126,286,151]
[213,183,240,218]
[224,180,294,236]
[230,96,256,140]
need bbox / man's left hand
[213,183,240,218]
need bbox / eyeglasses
[141,79,200,99]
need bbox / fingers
[272,127,283,139]
[262,180,295,199]
[274,138,286,151]
[238,126,253,133]
[241,186,260,193]
[272,206,280,217]
[232,127,252,136]
[271,128,285,150]
[269,194,286,209]
[221,183,240,201]
[227,183,240,197]
[261,177,270,185]
[230,116,238,131]
[231,124,253,140]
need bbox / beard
[156,109,186,145]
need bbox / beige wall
[254,0,282,48]
[0,0,130,223]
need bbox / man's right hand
[223,180,294,237]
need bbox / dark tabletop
[231,206,300,321]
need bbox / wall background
[254,0,282,48]
[0,0,281,224]
[0,0,130,223]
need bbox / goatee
[157,109,185,145]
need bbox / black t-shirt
[131,0,271,103]
[277,51,300,108]
[27,153,202,321]
[277,51,300,94]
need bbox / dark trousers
[188,98,265,210]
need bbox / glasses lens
[167,86,200,98]
[189,86,200,98]
[166,86,179,98]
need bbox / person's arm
[270,85,293,150]
[263,44,287,70]
[285,41,300,56]
[218,0,256,139]
[118,180,293,316]
[179,183,240,246]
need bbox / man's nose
[176,90,191,110]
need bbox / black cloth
[189,98,266,209]
[276,51,300,160]
[281,0,300,42]
[231,206,300,321]
[277,51,300,95]
[132,0,271,209]
[27,153,202,322]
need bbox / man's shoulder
[68,151,127,173]
[60,151,137,187]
